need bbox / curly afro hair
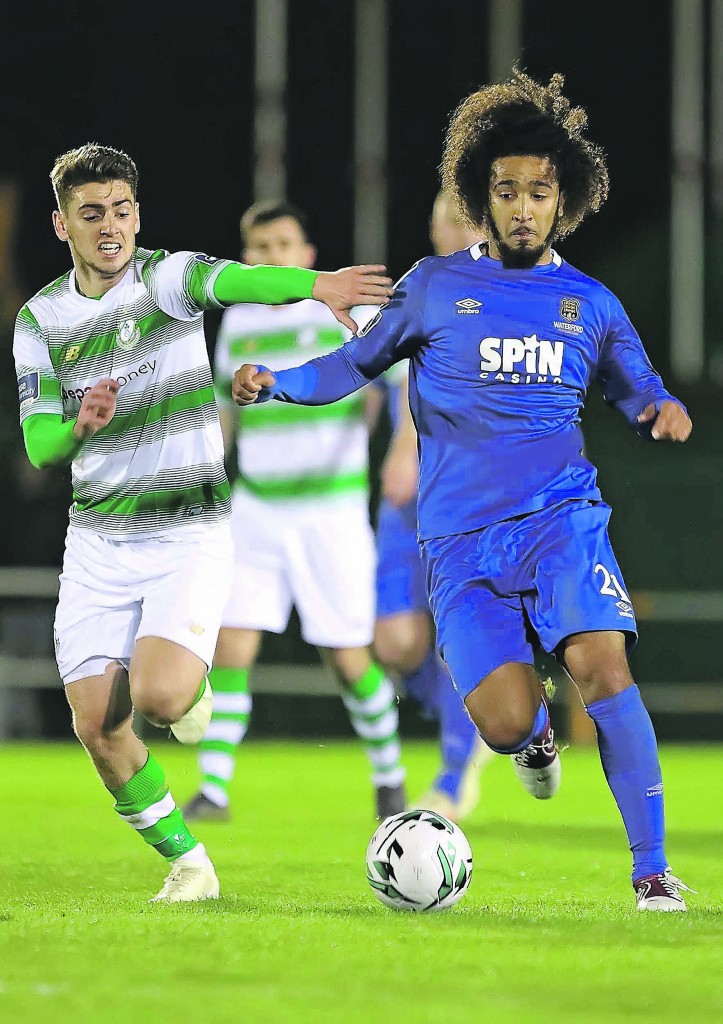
[441,69,609,240]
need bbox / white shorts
[224,488,376,647]
[55,523,233,685]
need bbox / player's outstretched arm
[637,401,692,442]
[210,262,392,332]
[231,259,429,409]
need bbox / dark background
[0,1,720,736]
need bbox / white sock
[175,842,211,867]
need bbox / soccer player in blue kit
[230,71,695,911]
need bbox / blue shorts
[376,498,429,618]
[420,500,637,699]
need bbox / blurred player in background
[13,145,392,903]
[183,201,406,824]
[229,71,696,911]
[375,191,495,822]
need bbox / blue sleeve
[259,261,428,406]
[596,292,685,438]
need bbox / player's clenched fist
[313,265,393,333]
[73,378,119,439]
[232,364,276,406]
[637,400,692,442]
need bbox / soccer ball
[366,809,473,912]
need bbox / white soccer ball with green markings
[366,809,473,912]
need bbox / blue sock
[483,699,549,755]
[434,661,480,800]
[402,647,442,720]
[586,684,667,882]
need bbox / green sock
[112,753,198,860]
[198,666,252,807]
[341,663,405,788]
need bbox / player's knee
[569,660,633,705]
[131,680,190,727]
[73,714,127,758]
[465,703,535,752]
[374,625,427,674]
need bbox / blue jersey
[260,243,678,541]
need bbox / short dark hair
[50,143,138,210]
[240,200,311,245]
[441,69,609,240]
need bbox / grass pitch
[0,740,720,1023]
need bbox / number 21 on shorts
[594,563,631,604]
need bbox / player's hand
[232,364,276,405]
[313,265,393,333]
[637,400,692,442]
[381,446,419,508]
[73,378,119,439]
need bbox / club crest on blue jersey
[559,297,580,321]
[479,334,564,384]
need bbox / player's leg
[529,500,693,909]
[375,500,441,718]
[55,524,232,902]
[65,661,215,903]
[128,636,225,900]
[563,630,692,910]
[375,501,494,819]
[128,524,234,899]
[421,670,497,821]
[319,645,406,818]
[422,528,559,802]
[185,627,260,821]
[376,612,495,819]
[295,503,405,818]
[185,490,291,818]
[375,611,437,712]
[463,659,557,791]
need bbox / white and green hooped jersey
[214,300,370,507]
[14,247,234,539]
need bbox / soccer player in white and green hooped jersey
[183,201,407,824]
[12,143,392,903]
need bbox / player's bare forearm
[216,405,237,456]
[381,385,419,507]
[637,400,692,442]
[312,266,393,333]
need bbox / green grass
[0,741,720,1023]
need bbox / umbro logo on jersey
[456,297,482,314]
[116,317,141,352]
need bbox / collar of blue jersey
[469,240,563,271]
